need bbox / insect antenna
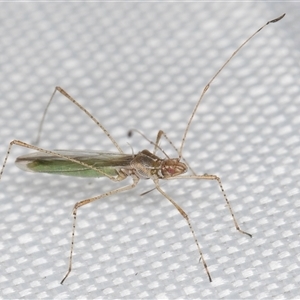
[128,129,170,158]
[178,13,285,160]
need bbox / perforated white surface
[0,3,299,299]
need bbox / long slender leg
[168,174,252,237]
[61,177,139,284]
[153,179,212,282]
[1,140,135,285]
[34,87,124,153]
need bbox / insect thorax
[127,149,187,180]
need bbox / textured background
[0,2,299,299]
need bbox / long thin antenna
[178,13,285,159]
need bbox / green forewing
[15,150,134,178]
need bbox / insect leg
[34,87,124,154]
[170,174,252,238]
[153,179,212,282]
[61,176,139,284]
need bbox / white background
[0,2,299,299]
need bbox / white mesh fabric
[0,3,299,299]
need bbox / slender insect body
[16,149,187,180]
[0,13,285,284]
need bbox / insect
[0,13,285,284]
